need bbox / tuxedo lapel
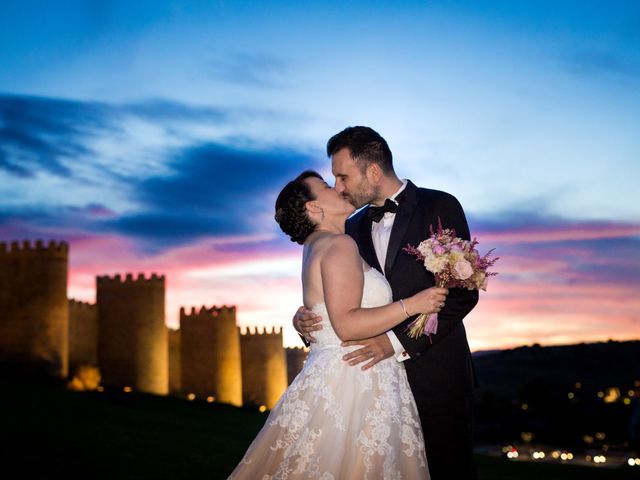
[384,181,418,277]
[357,209,383,273]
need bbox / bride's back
[301,232,337,309]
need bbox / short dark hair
[326,126,393,174]
[274,170,323,245]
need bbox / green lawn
[3,374,637,479]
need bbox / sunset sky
[1,0,639,350]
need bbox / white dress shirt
[371,180,410,362]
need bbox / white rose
[453,260,473,280]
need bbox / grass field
[3,374,637,479]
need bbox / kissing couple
[229,126,479,480]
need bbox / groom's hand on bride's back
[341,334,394,370]
[293,306,323,344]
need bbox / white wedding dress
[229,263,429,479]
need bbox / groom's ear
[366,163,383,184]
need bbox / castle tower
[179,305,242,406]
[68,299,98,373]
[96,273,167,395]
[285,346,308,385]
[168,327,182,395]
[0,239,69,378]
[240,326,287,409]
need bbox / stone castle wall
[285,346,308,385]
[179,305,242,406]
[68,299,97,373]
[0,240,69,378]
[240,326,287,409]
[97,273,167,395]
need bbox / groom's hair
[326,126,394,174]
[274,170,323,245]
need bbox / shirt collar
[389,179,408,204]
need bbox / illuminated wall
[240,326,287,409]
[68,298,97,373]
[0,240,69,378]
[179,305,242,406]
[285,346,308,385]
[97,273,168,395]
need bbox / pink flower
[433,245,446,255]
[454,260,474,280]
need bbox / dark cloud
[104,142,323,248]
[0,93,238,180]
[0,94,111,178]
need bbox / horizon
[1,1,639,350]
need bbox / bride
[228,171,447,479]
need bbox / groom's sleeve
[393,193,479,358]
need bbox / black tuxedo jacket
[346,180,478,416]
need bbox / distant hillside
[471,340,640,448]
[473,340,640,396]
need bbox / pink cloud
[476,221,640,244]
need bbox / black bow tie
[367,198,398,223]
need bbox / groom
[294,126,479,479]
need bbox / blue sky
[1,0,639,349]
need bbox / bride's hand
[405,287,449,316]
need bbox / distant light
[532,451,545,459]
[506,449,518,459]
[623,398,631,405]
[567,453,574,460]
[635,380,640,388]
[629,390,635,397]
[551,450,560,459]
[97,386,104,392]
[604,387,620,403]
[258,405,267,413]
[628,458,635,467]
[575,381,582,389]
[597,391,604,398]
[520,432,534,443]
[567,392,574,399]
[595,432,605,441]
[123,386,132,393]
[585,455,592,462]
[583,435,594,444]
[560,453,567,461]
[501,445,512,453]
[187,393,196,401]
[593,455,606,464]
[521,403,528,411]
[206,396,215,403]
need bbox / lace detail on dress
[229,265,429,480]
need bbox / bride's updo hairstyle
[275,170,323,245]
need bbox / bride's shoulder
[325,233,357,250]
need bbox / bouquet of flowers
[403,218,499,339]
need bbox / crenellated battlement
[96,272,165,287]
[0,239,68,256]
[285,345,308,351]
[179,305,237,318]
[241,325,283,336]
[68,298,96,309]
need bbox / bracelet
[399,299,411,319]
